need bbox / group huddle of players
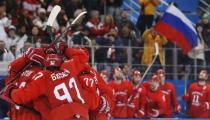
[0,41,210,120]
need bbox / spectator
[106,0,123,21]
[17,41,32,56]
[199,14,210,71]
[117,10,136,32]
[27,26,41,47]
[188,24,206,68]
[118,22,139,64]
[141,27,167,67]
[71,26,91,48]
[21,0,41,19]
[0,40,6,61]
[16,24,28,52]
[0,2,11,43]
[3,45,17,61]
[99,14,116,31]
[57,9,68,27]
[95,29,114,63]
[122,64,131,81]
[33,8,47,32]
[202,12,210,22]
[62,0,83,19]
[5,25,19,50]
[137,0,160,34]
[86,10,110,38]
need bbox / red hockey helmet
[44,54,62,68]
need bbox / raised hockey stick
[140,42,159,83]
[46,5,61,54]
[52,11,87,45]
[128,43,159,103]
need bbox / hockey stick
[46,5,61,54]
[141,42,159,83]
[128,43,159,102]
[52,11,87,45]
[0,5,61,96]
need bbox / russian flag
[155,5,197,54]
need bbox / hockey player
[127,70,146,118]
[108,67,132,118]
[99,69,109,83]
[61,44,114,120]
[82,67,114,120]
[3,46,98,120]
[182,69,210,118]
[2,48,50,120]
[144,74,167,118]
[156,69,181,117]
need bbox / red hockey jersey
[88,67,114,120]
[185,82,210,118]
[127,84,146,118]
[160,82,179,117]
[108,80,132,118]
[143,82,167,118]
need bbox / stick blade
[46,5,61,27]
[71,11,87,25]
[154,42,159,55]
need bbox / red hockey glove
[24,48,45,65]
[148,109,159,118]
[98,96,110,114]
[56,41,67,55]
[174,105,181,113]
[134,108,145,118]
[182,94,188,101]
[201,102,210,111]
[1,83,18,99]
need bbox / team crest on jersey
[50,60,56,65]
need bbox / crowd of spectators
[0,0,209,77]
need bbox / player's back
[41,70,91,120]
